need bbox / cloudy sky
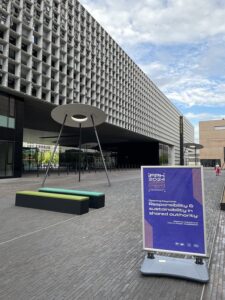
[80,0,225,141]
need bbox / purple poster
[142,166,207,256]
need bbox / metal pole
[195,147,197,165]
[180,116,184,165]
[91,115,111,186]
[78,123,82,182]
[41,114,67,187]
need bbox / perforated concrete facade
[0,0,193,164]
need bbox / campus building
[0,0,194,178]
[199,119,225,167]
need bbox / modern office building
[0,0,194,178]
[200,119,225,167]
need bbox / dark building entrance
[0,91,176,178]
[200,159,221,167]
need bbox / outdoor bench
[15,191,89,215]
[38,187,105,209]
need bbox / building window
[34,23,39,33]
[0,30,4,39]
[32,61,38,70]
[33,48,38,57]
[159,143,172,165]
[214,126,225,130]
[0,58,3,69]
[22,43,28,52]
[20,84,27,93]
[9,48,16,60]
[33,35,39,45]
[32,87,37,96]
[9,36,17,46]
[10,21,17,32]
[8,77,15,89]
[8,63,15,74]
[0,94,15,129]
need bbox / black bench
[39,187,105,209]
[16,191,89,215]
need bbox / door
[0,141,14,177]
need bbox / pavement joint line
[200,181,225,300]
[0,216,78,246]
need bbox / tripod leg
[41,114,67,187]
[91,115,111,186]
[78,123,82,182]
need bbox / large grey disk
[51,103,106,128]
[184,143,203,150]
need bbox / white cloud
[80,0,225,45]
[163,79,225,107]
[140,55,225,108]
[184,112,225,121]
[80,0,225,109]
[140,61,168,77]
[198,37,225,77]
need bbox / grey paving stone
[0,169,224,300]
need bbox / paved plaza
[0,168,225,300]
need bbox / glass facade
[0,141,14,177]
[159,143,172,165]
[22,147,39,172]
[200,159,221,167]
[0,92,24,178]
[0,94,15,129]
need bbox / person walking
[215,164,221,176]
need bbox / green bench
[38,187,105,209]
[15,191,89,215]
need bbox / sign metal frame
[141,165,207,257]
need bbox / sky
[79,0,225,141]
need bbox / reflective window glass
[0,94,15,128]
[0,141,14,177]
[0,94,8,116]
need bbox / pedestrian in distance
[214,164,221,176]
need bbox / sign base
[140,255,209,283]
